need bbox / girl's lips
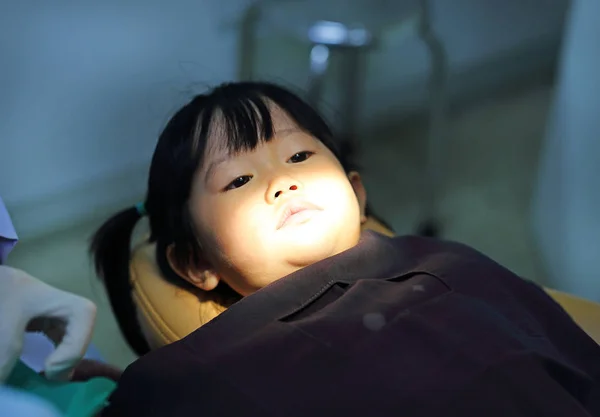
[277,200,322,230]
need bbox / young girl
[91,81,388,356]
[93,82,600,416]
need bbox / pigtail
[89,206,150,356]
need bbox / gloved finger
[0,303,27,382]
[43,297,96,381]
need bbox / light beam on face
[183,107,367,297]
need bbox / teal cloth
[5,360,115,417]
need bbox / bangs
[194,93,277,161]
[184,82,341,173]
[153,81,352,202]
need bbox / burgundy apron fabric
[103,232,600,417]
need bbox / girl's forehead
[268,105,298,129]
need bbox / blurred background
[1,0,597,367]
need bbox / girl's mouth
[277,200,323,230]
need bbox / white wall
[253,0,569,126]
[369,0,567,122]
[0,0,568,239]
[0,1,248,237]
[532,0,600,301]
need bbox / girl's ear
[348,171,367,224]
[166,244,220,291]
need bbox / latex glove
[0,265,97,382]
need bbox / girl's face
[179,109,366,296]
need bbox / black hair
[90,81,392,356]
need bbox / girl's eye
[224,175,252,191]
[288,151,315,163]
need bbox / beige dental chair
[128,217,600,351]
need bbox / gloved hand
[0,265,97,382]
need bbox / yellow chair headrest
[129,217,600,351]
